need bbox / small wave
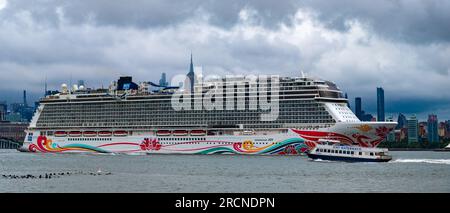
[392,159,450,165]
[312,158,333,163]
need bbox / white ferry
[307,140,393,162]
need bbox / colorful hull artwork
[21,124,395,155]
[23,135,309,155]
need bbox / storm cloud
[0,0,449,120]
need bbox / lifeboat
[98,131,112,137]
[83,131,97,137]
[113,130,128,137]
[156,130,171,136]
[68,131,82,137]
[54,131,67,137]
[190,130,206,136]
[173,130,188,136]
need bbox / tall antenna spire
[69,73,73,94]
[187,52,195,93]
[44,74,48,97]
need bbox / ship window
[370,152,374,156]
[359,152,362,155]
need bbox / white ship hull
[19,122,396,155]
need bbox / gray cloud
[301,0,450,44]
[2,0,449,43]
[0,0,449,120]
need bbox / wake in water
[391,159,450,165]
[311,158,334,163]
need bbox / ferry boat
[307,140,392,162]
[18,56,396,155]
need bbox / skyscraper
[355,97,362,120]
[377,87,385,121]
[23,90,28,107]
[396,113,407,129]
[186,53,195,93]
[345,93,350,108]
[407,115,418,143]
[44,75,48,96]
[446,120,450,139]
[159,73,168,87]
[427,114,439,143]
[386,116,395,142]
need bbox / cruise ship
[19,58,397,155]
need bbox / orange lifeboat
[173,130,188,136]
[190,130,206,136]
[68,131,82,137]
[113,130,128,137]
[83,131,97,137]
[156,130,171,136]
[54,131,67,137]
[98,131,112,137]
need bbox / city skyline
[0,0,449,120]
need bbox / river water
[0,150,449,192]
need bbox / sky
[0,0,449,121]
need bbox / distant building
[438,122,446,138]
[386,116,395,142]
[354,97,362,119]
[186,54,195,93]
[396,113,407,129]
[23,90,28,107]
[159,73,168,87]
[0,102,6,121]
[377,87,385,122]
[386,115,394,122]
[407,115,419,143]
[0,122,28,142]
[446,120,450,139]
[345,93,350,108]
[355,97,362,120]
[353,97,374,121]
[427,114,439,143]
[11,103,22,113]
[360,110,374,122]
[399,128,407,141]
[5,113,22,122]
[8,102,34,122]
[419,122,427,140]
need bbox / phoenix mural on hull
[26,135,309,155]
[23,125,392,155]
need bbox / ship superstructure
[20,59,396,154]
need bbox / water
[1,150,449,192]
